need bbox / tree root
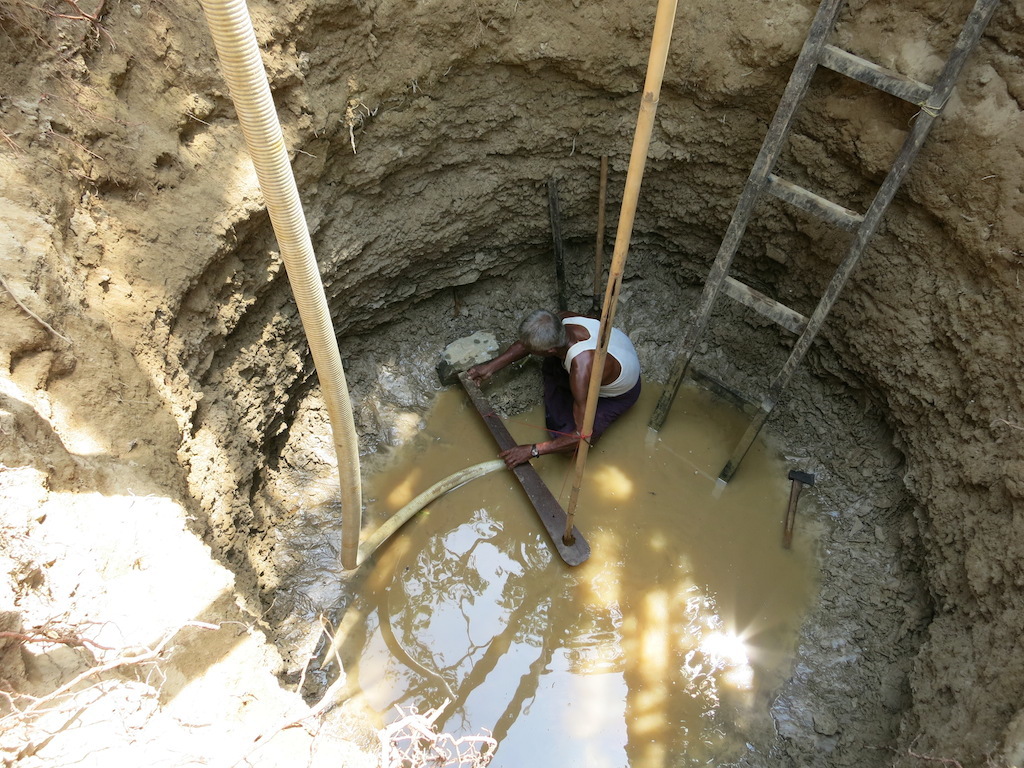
[0,271,72,344]
[0,621,218,761]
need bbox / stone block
[436,331,499,385]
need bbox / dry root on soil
[0,620,216,764]
[1,0,109,39]
[0,272,73,344]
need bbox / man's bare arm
[466,340,529,384]
[499,352,591,469]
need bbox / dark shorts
[542,357,641,443]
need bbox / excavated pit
[1,0,1023,765]
[251,265,929,766]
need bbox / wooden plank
[820,45,932,104]
[722,276,809,335]
[458,372,590,566]
[765,174,864,232]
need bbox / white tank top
[561,316,641,397]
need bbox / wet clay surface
[340,385,817,766]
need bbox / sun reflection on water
[591,463,636,500]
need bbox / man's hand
[499,444,535,470]
[466,362,495,385]
[466,341,530,385]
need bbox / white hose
[357,460,505,563]
[317,459,506,673]
[199,0,363,569]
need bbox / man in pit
[467,309,641,469]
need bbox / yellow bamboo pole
[593,155,609,304]
[563,0,679,543]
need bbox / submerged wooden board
[458,372,590,566]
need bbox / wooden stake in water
[563,0,679,543]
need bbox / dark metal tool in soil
[591,156,609,315]
[783,469,815,549]
[458,371,590,566]
[547,177,568,313]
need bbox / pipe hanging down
[199,0,363,570]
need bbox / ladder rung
[722,276,809,336]
[820,44,932,104]
[766,174,864,232]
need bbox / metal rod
[548,178,568,313]
[593,155,609,309]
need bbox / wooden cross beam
[458,372,590,566]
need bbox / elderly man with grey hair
[467,309,641,469]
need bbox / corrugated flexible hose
[199,0,363,569]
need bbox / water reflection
[339,384,817,766]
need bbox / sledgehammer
[783,470,815,549]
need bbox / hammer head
[788,470,815,486]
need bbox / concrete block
[436,331,499,385]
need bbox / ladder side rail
[650,0,849,431]
[767,0,1001,410]
[719,0,999,480]
[925,0,1002,104]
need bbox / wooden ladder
[649,0,1000,482]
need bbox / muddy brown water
[344,382,819,766]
